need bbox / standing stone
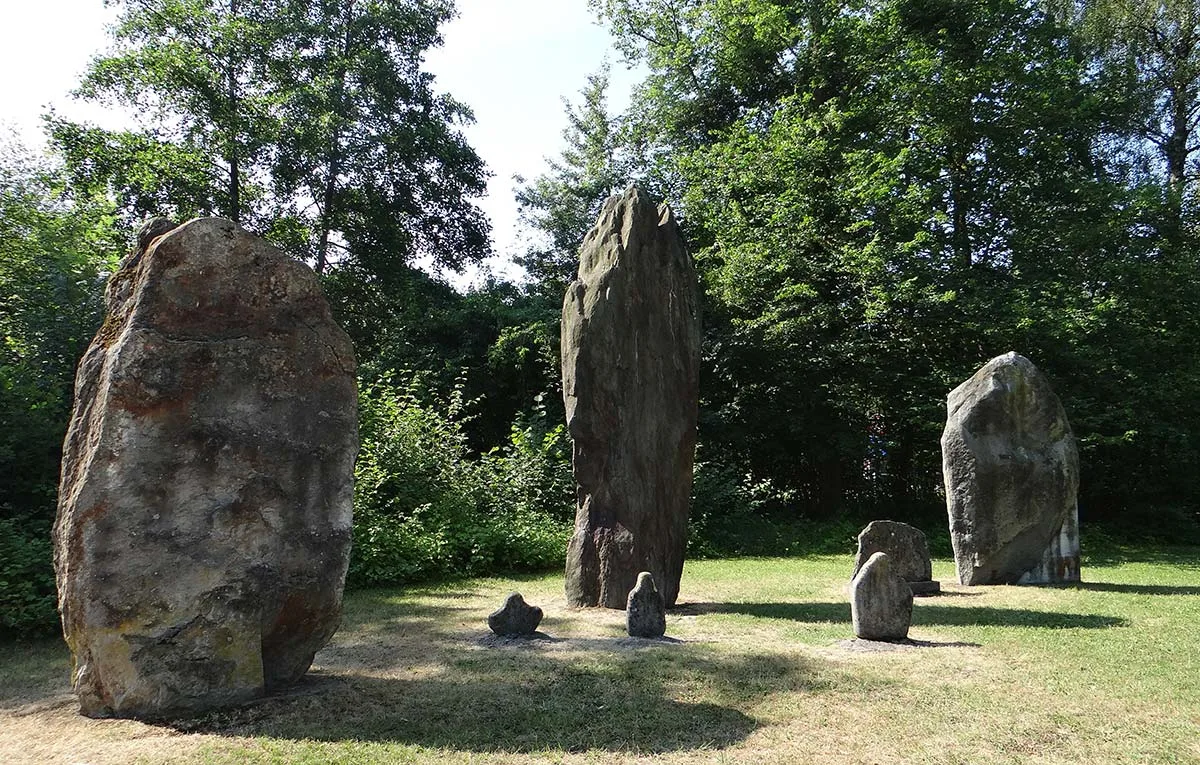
[850,552,913,641]
[852,521,940,596]
[487,593,543,636]
[626,572,667,638]
[941,352,1081,586]
[55,218,357,719]
[561,187,701,609]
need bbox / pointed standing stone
[487,593,543,636]
[850,553,913,641]
[626,572,667,638]
[55,218,357,719]
[561,187,701,609]
[941,352,1081,585]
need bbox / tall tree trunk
[316,7,352,275]
[951,152,971,267]
[1164,82,1190,247]
[227,0,241,223]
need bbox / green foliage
[343,268,563,456]
[264,0,490,275]
[55,0,491,298]
[46,120,228,226]
[0,515,58,637]
[515,64,627,297]
[1047,0,1200,242]
[57,0,281,225]
[594,0,1200,532]
[0,138,121,518]
[688,459,797,557]
[0,137,119,637]
[349,379,571,587]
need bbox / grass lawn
[3,544,1199,764]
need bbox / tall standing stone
[941,352,1080,585]
[55,218,358,719]
[561,188,701,609]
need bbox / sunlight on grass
[2,546,1198,764]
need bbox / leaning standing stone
[626,572,667,638]
[561,187,701,609]
[55,218,358,719]
[850,553,913,641]
[941,352,1081,585]
[852,520,940,596]
[488,593,543,636]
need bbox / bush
[0,514,58,637]
[689,457,927,558]
[349,379,571,587]
[477,409,575,571]
[689,460,787,557]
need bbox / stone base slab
[908,580,942,597]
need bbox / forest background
[4,0,1200,636]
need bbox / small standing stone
[626,572,667,638]
[852,520,940,596]
[850,552,913,642]
[487,592,543,636]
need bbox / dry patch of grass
[2,546,1198,764]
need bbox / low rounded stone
[852,520,933,582]
[488,592,543,636]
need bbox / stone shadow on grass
[165,643,824,753]
[1042,582,1200,596]
[835,638,981,652]
[689,602,1128,629]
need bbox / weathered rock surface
[626,572,667,638]
[852,520,940,596]
[941,352,1080,586]
[488,593,543,636]
[561,187,701,609]
[850,552,913,641]
[55,218,357,719]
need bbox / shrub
[688,460,796,557]
[0,514,58,637]
[349,379,571,587]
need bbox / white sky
[0,0,641,286]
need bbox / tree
[0,136,122,517]
[53,0,279,225]
[1048,0,1200,245]
[514,65,626,297]
[266,0,490,277]
[0,135,123,634]
[53,0,491,293]
[597,0,1178,526]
